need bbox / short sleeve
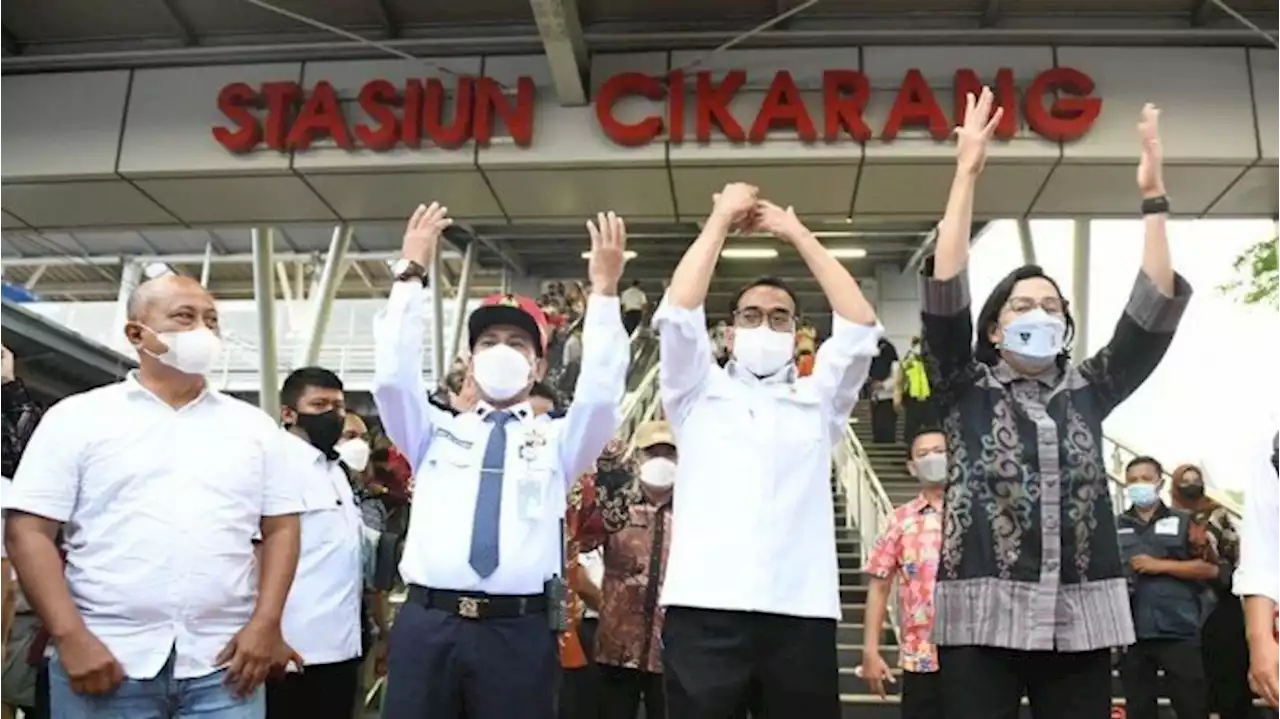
[7,399,84,523]
[865,513,905,580]
[261,427,304,517]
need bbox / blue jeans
[50,650,264,719]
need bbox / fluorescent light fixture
[720,248,779,260]
[580,250,638,259]
[827,248,868,259]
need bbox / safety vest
[903,354,931,400]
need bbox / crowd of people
[0,89,1276,719]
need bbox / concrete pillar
[299,225,352,367]
[429,245,447,385]
[1016,218,1037,265]
[251,228,281,418]
[1071,219,1092,359]
[112,259,144,351]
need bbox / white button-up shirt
[372,283,628,595]
[1234,429,1279,604]
[278,431,364,666]
[654,298,881,620]
[6,375,301,680]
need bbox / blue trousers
[382,601,557,719]
[50,650,263,719]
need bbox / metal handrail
[1103,434,1242,519]
[833,421,901,646]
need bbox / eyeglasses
[1006,296,1067,315]
[734,307,795,332]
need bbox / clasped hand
[711,183,809,243]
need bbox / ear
[724,325,736,352]
[986,321,1003,347]
[280,406,297,427]
[906,459,918,478]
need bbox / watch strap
[394,259,429,285]
[1141,195,1170,215]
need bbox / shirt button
[1044,559,1059,572]
[1045,517,1058,530]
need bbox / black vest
[1117,507,1205,641]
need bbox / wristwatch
[1141,195,1170,215]
[389,258,428,285]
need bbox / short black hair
[728,276,800,316]
[280,366,343,409]
[973,264,1076,370]
[909,424,945,454]
[1126,455,1164,476]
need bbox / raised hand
[955,87,1004,176]
[711,182,759,231]
[401,201,452,265]
[1136,103,1165,198]
[1,345,13,384]
[585,211,628,296]
[754,200,809,244]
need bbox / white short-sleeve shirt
[6,374,303,680]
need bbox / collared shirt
[865,493,942,673]
[921,269,1191,652]
[7,374,301,680]
[653,297,881,620]
[572,466,671,674]
[279,431,364,666]
[1235,429,1280,604]
[372,283,628,595]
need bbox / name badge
[517,477,545,522]
[1154,517,1180,536]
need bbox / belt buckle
[458,596,486,619]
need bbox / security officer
[1118,456,1222,719]
[373,203,631,719]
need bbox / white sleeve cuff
[824,314,884,357]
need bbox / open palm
[586,211,628,292]
[955,86,1004,175]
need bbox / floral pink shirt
[865,494,942,673]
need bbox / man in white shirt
[4,274,303,719]
[621,280,648,337]
[1235,429,1280,709]
[265,367,366,719]
[653,183,881,719]
[374,203,630,719]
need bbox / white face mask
[337,438,371,472]
[732,326,796,377]
[471,344,533,402]
[639,457,677,489]
[999,309,1065,367]
[142,326,222,376]
[913,453,948,484]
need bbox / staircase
[835,404,1194,718]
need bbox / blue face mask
[1000,308,1066,362]
[1127,483,1160,508]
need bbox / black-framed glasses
[1006,296,1067,315]
[734,307,795,332]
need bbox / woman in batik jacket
[920,91,1191,719]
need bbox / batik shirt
[866,494,943,673]
[921,268,1191,652]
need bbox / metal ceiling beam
[528,0,589,105]
[369,0,400,38]
[0,249,462,268]
[155,0,197,46]
[1,26,19,55]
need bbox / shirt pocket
[425,437,479,471]
[775,390,824,449]
[300,480,348,546]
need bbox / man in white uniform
[1236,429,1280,710]
[374,203,631,719]
[266,367,365,719]
[653,184,881,719]
[4,275,302,719]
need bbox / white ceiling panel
[1,233,48,256]
[2,212,30,229]
[672,164,860,221]
[1206,164,1279,217]
[62,231,161,255]
[1,180,178,228]
[1032,164,1251,217]
[133,176,336,224]
[855,162,1054,217]
[303,171,505,221]
[485,168,675,220]
[137,229,221,254]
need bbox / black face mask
[292,409,344,460]
[1176,484,1205,501]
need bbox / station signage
[212,67,1100,153]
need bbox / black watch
[1141,195,1170,215]
[389,258,428,285]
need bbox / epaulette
[547,407,569,419]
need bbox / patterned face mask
[999,309,1065,360]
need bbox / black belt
[407,585,547,620]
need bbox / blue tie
[469,410,514,578]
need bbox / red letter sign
[695,70,746,143]
[354,80,399,151]
[954,69,1017,140]
[1024,68,1101,142]
[882,69,949,141]
[212,83,261,153]
[595,72,666,147]
[822,70,871,143]
[750,71,816,143]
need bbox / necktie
[469,410,514,578]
